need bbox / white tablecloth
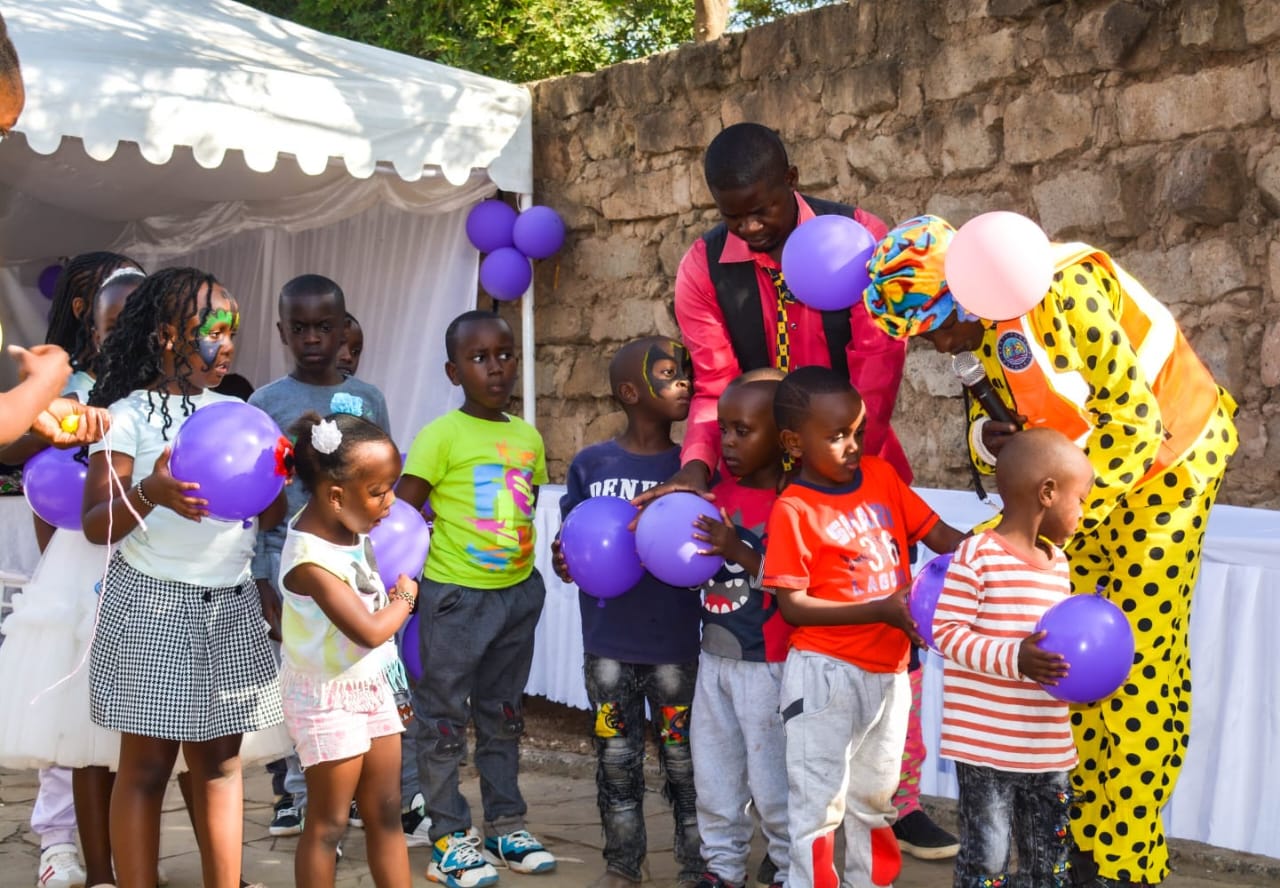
[0,496,38,583]
[527,484,1280,859]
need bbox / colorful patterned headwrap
[863,214,969,339]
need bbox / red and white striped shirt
[933,531,1078,773]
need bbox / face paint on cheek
[196,337,221,368]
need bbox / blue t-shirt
[560,440,702,665]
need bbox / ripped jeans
[583,654,702,882]
[954,762,1073,888]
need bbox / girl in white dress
[0,253,142,888]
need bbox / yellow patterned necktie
[766,268,792,372]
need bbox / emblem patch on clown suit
[996,331,1033,372]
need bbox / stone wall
[516,0,1280,507]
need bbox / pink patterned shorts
[283,690,404,769]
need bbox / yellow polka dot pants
[1064,406,1234,884]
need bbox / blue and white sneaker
[428,830,498,888]
[483,829,557,874]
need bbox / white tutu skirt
[0,530,291,770]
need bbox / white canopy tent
[0,0,536,445]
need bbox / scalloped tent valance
[5,0,531,188]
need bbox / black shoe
[892,809,960,860]
[693,873,741,888]
[754,855,778,888]
[269,792,303,837]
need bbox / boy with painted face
[552,336,703,888]
[397,310,555,888]
[249,274,392,836]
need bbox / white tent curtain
[127,197,480,447]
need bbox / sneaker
[428,831,498,888]
[482,829,556,875]
[349,800,363,829]
[693,874,740,888]
[892,808,959,860]
[754,855,777,888]
[402,792,434,847]
[36,843,86,888]
[269,792,304,837]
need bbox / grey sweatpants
[691,653,790,886]
[781,649,909,888]
[412,571,546,840]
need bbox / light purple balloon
[780,215,877,310]
[169,401,285,523]
[1035,594,1136,704]
[369,498,431,592]
[909,552,952,651]
[634,492,724,588]
[465,200,518,253]
[512,206,566,259]
[479,247,532,301]
[23,446,87,530]
[400,613,423,682]
[560,496,644,601]
[37,264,62,299]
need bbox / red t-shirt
[763,456,940,673]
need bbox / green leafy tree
[244,0,842,81]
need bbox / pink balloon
[944,211,1053,321]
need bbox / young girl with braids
[82,267,286,888]
[0,254,143,888]
[279,411,416,888]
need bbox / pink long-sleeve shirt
[673,195,911,483]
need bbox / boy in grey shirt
[250,274,390,835]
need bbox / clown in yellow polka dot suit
[863,216,1238,888]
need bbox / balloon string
[28,428,146,705]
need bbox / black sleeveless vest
[700,194,858,379]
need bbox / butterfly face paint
[194,307,239,367]
[641,340,691,398]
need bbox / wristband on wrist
[389,586,416,607]
[134,479,157,509]
[970,417,999,467]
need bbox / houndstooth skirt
[90,552,284,742]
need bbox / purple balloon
[400,612,423,683]
[634,492,724,588]
[465,199,518,253]
[512,205,566,259]
[780,215,877,310]
[169,401,286,523]
[909,553,952,651]
[23,446,88,530]
[479,247,532,301]
[560,496,645,601]
[1035,594,1136,704]
[369,498,430,591]
[37,264,63,300]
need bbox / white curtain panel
[129,197,477,448]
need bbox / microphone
[952,352,1020,428]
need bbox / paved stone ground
[2,757,1278,888]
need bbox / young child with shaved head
[932,428,1095,888]
[553,336,704,888]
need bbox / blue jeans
[954,762,1073,888]
[584,654,702,882]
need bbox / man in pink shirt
[670,122,910,491]
[667,123,959,875]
